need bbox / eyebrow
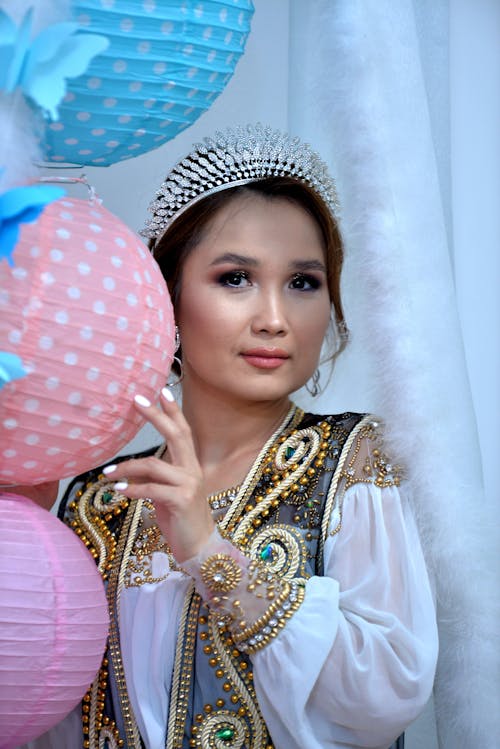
[210,253,326,273]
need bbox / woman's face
[176,194,331,405]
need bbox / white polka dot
[3,448,17,458]
[153,333,161,348]
[45,376,59,390]
[25,434,40,445]
[183,44,193,56]
[3,418,17,429]
[23,460,37,469]
[129,82,142,93]
[127,382,136,395]
[12,267,27,280]
[88,405,102,418]
[85,240,97,252]
[24,399,39,412]
[68,391,82,405]
[142,359,151,372]
[39,335,53,350]
[146,294,153,308]
[48,414,61,426]
[50,122,64,131]
[203,26,213,39]
[207,50,216,63]
[8,330,21,344]
[90,223,102,233]
[143,0,155,11]
[103,276,115,291]
[114,238,126,248]
[64,352,78,365]
[91,128,105,137]
[120,17,133,31]
[80,325,93,340]
[153,62,166,74]
[89,435,103,446]
[77,111,91,121]
[161,20,173,33]
[68,427,82,439]
[55,310,69,324]
[162,101,174,112]
[78,262,91,275]
[116,316,128,330]
[55,229,70,240]
[123,356,134,370]
[93,300,106,315]
[118,115,132,124]
[87,77,102,89]
[133,271,142,284]
[142,320,151,333]
[64,137,78,146]
[143,269,152,283]
[150,372,159,387]
[103,342,115,356]
[64,460,77,469]
[134,128,146,138]
[113,59,127,73]
[137,40,151,53]
[41,271,55,285]
[126,293,138,306]
[60,211,73,221]
[86,366,100,381]
[219,7,228,21]
[106,140,120,148]
[107,381,119,395]
[30,245,40,257]
[46,446,61,455]
[67,286,81,299]
[103,98,117,108]
[0,289,10,305]
[113,417,124,429]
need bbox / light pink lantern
[0,196,174,484]
[0,492,109,748]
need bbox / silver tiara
[141,123,339,240]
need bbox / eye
[289,273,322,291]
[218,270,251,288]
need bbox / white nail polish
[162,387,174,402]
[102,464,117,475]
[114,481,128,491]
[134,394,151,407]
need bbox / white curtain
[289,1,499,747]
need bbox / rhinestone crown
[141,123,339,240]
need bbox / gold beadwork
[200,554,243,594]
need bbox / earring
[167,325,184,386]
[305,369,321,397]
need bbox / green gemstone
[260,544,272,561]
[306,500,314,508]
[285,446,295,460]
[102,491,113,504]
[215,727,234,741]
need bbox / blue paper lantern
[42,0,254,166]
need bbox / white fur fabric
[289,1,499,747]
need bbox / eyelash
[217,271,322,291]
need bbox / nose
[251,287,288,336]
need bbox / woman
[29,125,437,749]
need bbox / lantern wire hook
[37,174,102,204]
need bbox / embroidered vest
[61,409,370,748]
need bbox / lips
[241,348,289,370]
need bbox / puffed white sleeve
[251,437,438,749]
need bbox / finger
[133,391,197,468]
[102,456,188,488]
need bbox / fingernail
[102,464,117,475]
[161,387,175,402]
[134,394,151,407]
[114,481,128,491]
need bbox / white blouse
[25,480,438,749]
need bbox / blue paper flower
[0,351,27,391]
[0,184,65,265]
[0,8,109,120]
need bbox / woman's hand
[103,389,214,563]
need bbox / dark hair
[149,177,348,373]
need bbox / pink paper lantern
[0,196,174,484]
[0,492,109,748]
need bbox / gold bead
[195,713,204,723]
[215,669,224,678]
[245,504,254,512]
[238,707,246,717]
[209,657,217,667]
[199,631,208,640]
[230,694,239,704]
[203,645,212,655]
[204,704,213,713]
[222,682,232,692]
[216,698,225,707]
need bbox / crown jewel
[141,124,339,239]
